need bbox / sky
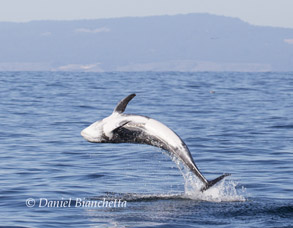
[0,0,293,28]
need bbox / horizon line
[0,12,292,29]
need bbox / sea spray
[167,153,247,202]
[158,147,246,202]
[183,169,246,202]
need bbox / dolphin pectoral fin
[114,94,136,114]
[113,121,130,132]
[200,173,231,192]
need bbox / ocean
[1,71,292,227]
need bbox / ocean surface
[0,71,293,228]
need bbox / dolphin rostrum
[81,94,230,192]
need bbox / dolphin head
[81,94,136,143]
[81,114,130,143]
[81,119,106,143]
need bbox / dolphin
[81,93,230,192]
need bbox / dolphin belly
[112,125,170,151]
[112,125,209,185]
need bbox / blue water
[1,71,293,227]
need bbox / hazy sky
[0,0,292,28]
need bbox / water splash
[181,168,246,202]
[150,147,246,202]
[169,155,247,202]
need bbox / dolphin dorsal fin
[113,93,136,114]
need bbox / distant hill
[0,13,293,72]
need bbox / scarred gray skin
[81,94,229,191]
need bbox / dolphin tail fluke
[200,173,230,192]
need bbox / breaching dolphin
[81,94,230,191]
